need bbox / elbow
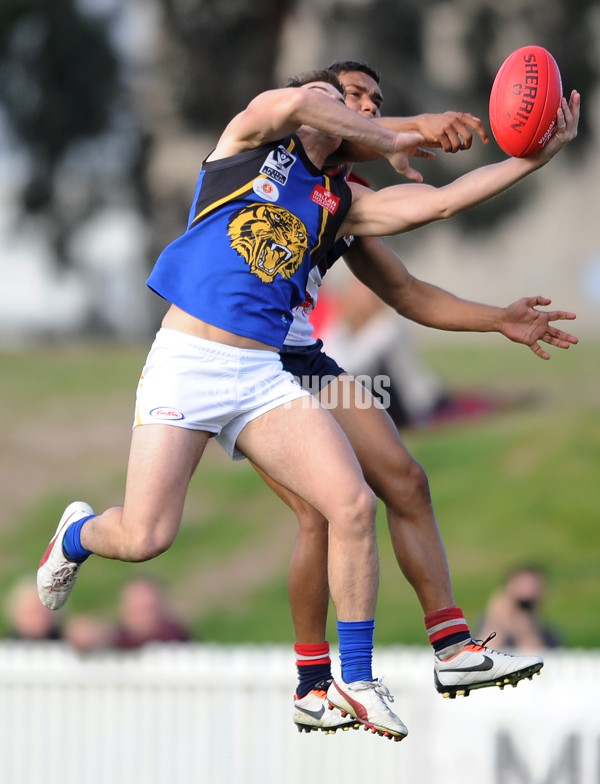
[437,200,456,221]
[286,88,314,123]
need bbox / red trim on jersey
[347,171,371,188]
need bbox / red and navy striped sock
[425,607,471,659]
[294,642,332,698]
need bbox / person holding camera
[478,566,562,652]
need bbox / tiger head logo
[227,203,308,283]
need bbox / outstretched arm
[341,91,580,238]
[337,111,490,160]
[388,111,490,152]
[344,236,577,359]
[497,296,578,360]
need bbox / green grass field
[1,336,598,648]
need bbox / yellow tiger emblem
[227,203,308,283]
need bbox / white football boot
[37,501,94,610]
[434,634,543,698]
[294,680,359,734]
[327,677,408,742]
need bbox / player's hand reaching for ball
[386,131,430,182]
[414,111,490,153]
[535,90,581,164]
[500,296,578,360]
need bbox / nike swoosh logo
[296,705,325,720]
[439,655,495,673]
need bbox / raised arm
[208,85,424,176]
[341,91,580,238]
[344,236,577,360]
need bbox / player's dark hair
[286,69,343,95]
[325,60,381,84]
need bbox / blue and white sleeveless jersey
[147,135,352,349]
[283,172,370,347]
[283,236,354,347]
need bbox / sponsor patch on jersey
[150,407,185,421]
[260,146,296,185]
[310,185,340,214]
[252,177,280,202]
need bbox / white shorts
[134,328,310,460]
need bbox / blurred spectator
[477,565,562,652]
[316,275,507,429]
[4,576,63,641]
[63,613,113,653]
[111,575,190,649]
[64,575,191,653]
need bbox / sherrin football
[489,45,563,158]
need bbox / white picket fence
[0,642,598,784]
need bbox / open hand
[501,296,578,360]
[415,111,490,152]
[387,131,428,182]
[536,90,580,163]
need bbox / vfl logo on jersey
[252,177,280,202]
[260,146,296,185]
[228,203,308,284]
[149,407,185,421]
[310,185,340,214]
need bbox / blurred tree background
[0,0,597,336]
[1,0,599,646]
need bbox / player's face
[338,71,383,118]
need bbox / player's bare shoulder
[207,88,299,162]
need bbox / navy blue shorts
[280,339,345,393]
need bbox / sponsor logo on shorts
[150,407,185,421]
[310,185,340,214]
[252,177,280,202]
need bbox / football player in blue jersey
[246,62,578,734]
[37,66,579,741]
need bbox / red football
[489,45,563,158]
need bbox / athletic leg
[38,424,210,610]
[237,398,378,623]
[324,375,543,698]
[254,464,330,644]
[80,424,210,560]
[252,464,351,732]
[237,398,409,740]
[321,375,454,614]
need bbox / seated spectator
[63,613,113,653]
[64,575,191,652]
[4,576,63,641]
[477,565,562,653]
[111,575,190,649]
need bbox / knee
[332,484,378,538]
[403,457,431,498]
[296,506,329,542]
[121,525,175,562]
[373,454,432,508]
